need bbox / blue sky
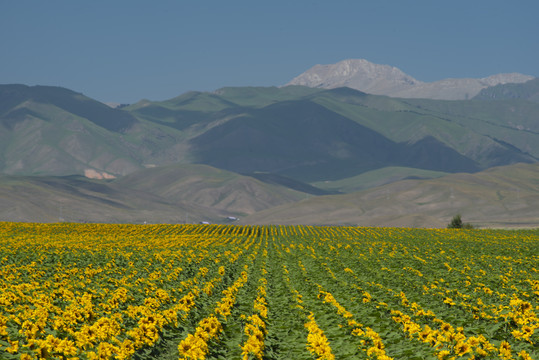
[1,1,538,104]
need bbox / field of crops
[0,222,537,360]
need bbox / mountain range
[1,59,538,227]
[286,59,535,100]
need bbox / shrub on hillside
[447,214,474,229]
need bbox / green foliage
[474,78,539,102]
[447,214,474,229]
[448,214,463,228]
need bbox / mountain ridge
[474,78,539,102]
[1,81,539,227]
[286,59,535,100]
[1,83,538,182]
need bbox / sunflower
[437,350,450,360]
[454,341,471,356]
[499,341,511,359]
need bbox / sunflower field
[0,222,537,360]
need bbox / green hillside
[0,87,139,176]
[0,84,191,176]
[307,88,539,165]
[188,99,480,181]
[474,78,539,102]
[1,83,538,189]
[212,85,321,107]
[0,84,137,132]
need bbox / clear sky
[2,0,538,104]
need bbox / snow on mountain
[286,59,535,100]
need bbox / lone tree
[447,214,474,229]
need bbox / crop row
[0,222,537,359]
